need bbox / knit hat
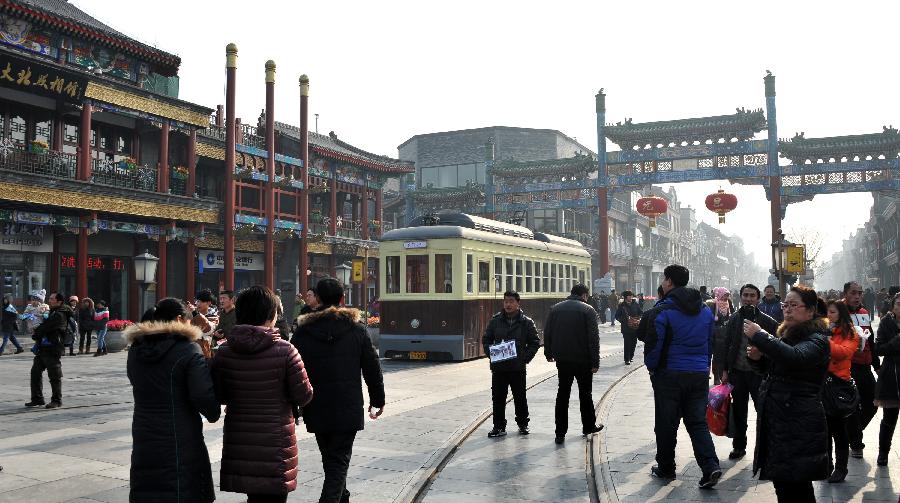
[29,289,45,302]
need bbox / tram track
[404,347,644,503]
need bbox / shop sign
[60,255,126,271]
[0,52,88,102]
[199,249,263,271]
[332,242,358,258]
[0,223,51,252]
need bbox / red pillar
[49,229,60,293]
[361,176,369,240]
[187,129,197,197]
[375,188,383,236]
[330,175,338,236]
[264,60,276,290]
[129,237,139,321]
[76,227,88,299]
[52,111,63,152]
[299,75,310,294]
[224,43,238,291]
[157,223,171,300]
[78,101,92,180]
[186,235,196,302]
[158,122,170,193]
[597,188,610,276]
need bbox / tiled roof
[605,109,767,150]
[275,121,413,174]
[778,127,900,163]
[3,0,180,72]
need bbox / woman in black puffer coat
[744,285,831,503]
[874,292,900,466]
[126,298,220,503]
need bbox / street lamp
[335,262,351,305]
[133,250,159,319]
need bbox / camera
[739,304,758,321]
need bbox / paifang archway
[489,73,900,293]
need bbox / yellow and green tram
[378,213,592,361]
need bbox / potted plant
[172,166,189,180]
[366,315,380,347]
[119,157,138,171]
[104,319,135,352]
[29,140,48,154]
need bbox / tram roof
[382,213,590,258]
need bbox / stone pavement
[0,325,626,502]
[421,332,633,503]
[601,367,900,502]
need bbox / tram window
[579,269,586,286]
[386,256,400,294]
[550,264,557,293]
[406,255,429,293]
[466,254,474,294]
[542,262,549,292]
[494,257,502,291]
[558,264,564,293]
[435,254,453,293]
[479,261,490,293]
[515,260,523,292]
[505,258,513,292]
[525,261,532,293]
[565,265,572,291]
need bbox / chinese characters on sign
[0,53,87,102]
[60,255,126,271]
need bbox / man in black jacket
[544,283,602,444]
[482,291,540,438]
[615,291,643,365]
[719,283,778,460]
[293,278,384,503]
[27,292,73,409]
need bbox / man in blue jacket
[637,264,721,489]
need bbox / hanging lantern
[705,189,738,223]
[636,196,668,227]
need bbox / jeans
[491,370,528,430]
[847,363,877,449]
[30,351,62,403]
[78,328,92,353]
[1,330,22,353]
[96,328,108,351]
[315,431,356,503]
[729,368,761,451]
[772,480,815,502]
[880,408,899,453]
[623,332,637,363]
[554,361,596,436]
[827,413,850,471]
[650,369,720,474]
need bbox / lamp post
[133,250,159,319]
[335,262,351,306]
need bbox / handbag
[822,372,859,418]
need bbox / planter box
[367,327,379,347]
[105,330,129,352]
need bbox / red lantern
[705,189,738,223]
[636,196,668,227]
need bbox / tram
[378,213,592,361]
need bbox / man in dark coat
[597,292,608,324]
[637,265,721,488]
[27,292,73,409]
[758,285,783,324]
[482,290,540,438]
[719,283,778,460]
[293,278,385,503]
[544,283,602,444]
[615,290,643,365]
[126,299,221,503]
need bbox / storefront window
[385,256,400,294]
[405,255,428,293]
[435,254,452,293]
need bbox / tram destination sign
[403,241,427,249]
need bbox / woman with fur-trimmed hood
[292,278,384,503]
[126,297,220,503]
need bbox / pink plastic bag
[708,383,733,410]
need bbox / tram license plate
[409,351,427,360]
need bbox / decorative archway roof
[778,127,900,164]
[3,0,180,74]
[605,109,766,150]
[491,153,596,178]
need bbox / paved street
[0,326,624,502]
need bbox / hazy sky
[77,0,897,268]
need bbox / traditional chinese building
[0,0,215,319]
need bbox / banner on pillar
[352,259,364,283]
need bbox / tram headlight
[410,318,420,329]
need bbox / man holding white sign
[843,280,879,458]
[482,291,540,438]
